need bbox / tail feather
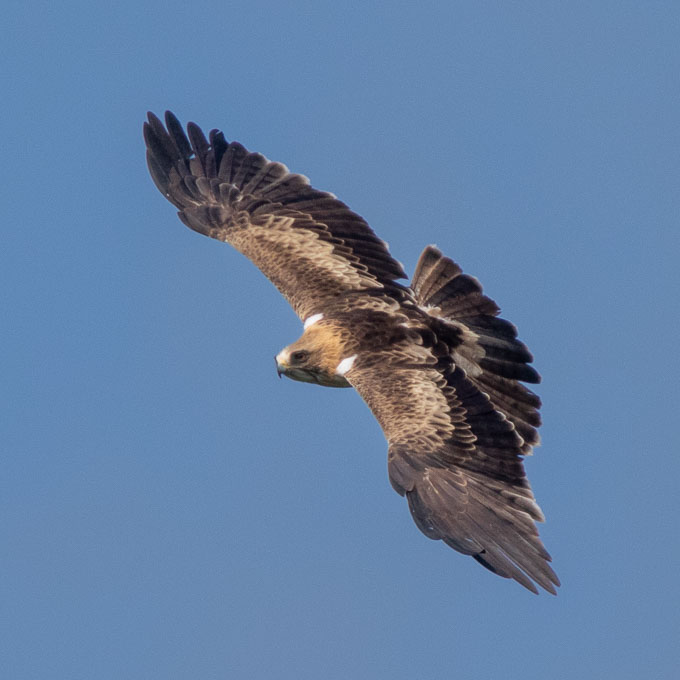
[412,245,541,450]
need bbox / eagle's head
[275,319,355,388]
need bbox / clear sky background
[2,2,679,678]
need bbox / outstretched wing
[345,352,559,594]
[144,111,409,320]
[341,248,557,594]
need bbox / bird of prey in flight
[144,111,559,594]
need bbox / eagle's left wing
[144,112,409,320]
[343,351,559,594]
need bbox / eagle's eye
[290,350,309,364]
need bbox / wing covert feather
[345,357,559,594]
[144,111,408,319]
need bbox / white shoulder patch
[304,313,324,329]
[335,354,358,376]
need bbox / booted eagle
[144,111,559,594]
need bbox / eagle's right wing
[345,350,559,594]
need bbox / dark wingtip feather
[164,110,192,158]
[146,151,170,195]
[475,357,541,384]
[142,118,160,152]
[472,552,541,594]
[187,121,209,154]
[144,111,169,146]
[144,112,180,168]
[146,110,163,127]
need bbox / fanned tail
[412,245,541,452]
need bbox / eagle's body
[144,111,560,594]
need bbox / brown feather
[347,355,558,594]
[412,246,542,450]
[144,113,557,594]
[144,111,409,320]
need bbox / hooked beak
[275,355,285,379]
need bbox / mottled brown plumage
[144,111,559,594]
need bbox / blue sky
[2,1,679,678]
